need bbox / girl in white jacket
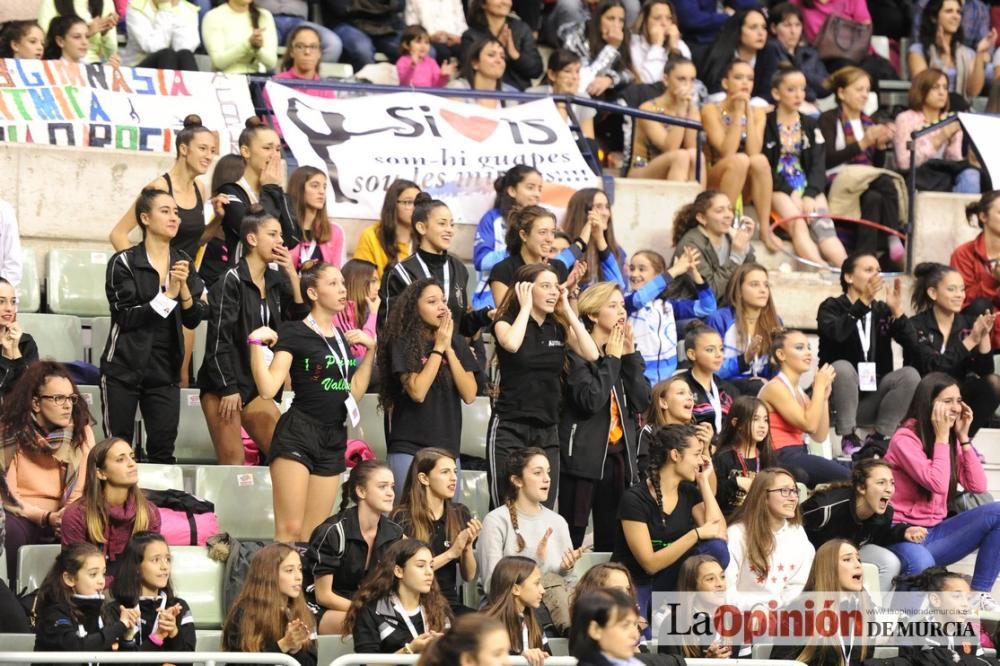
[725,467,814,611]
[124,0,200,69]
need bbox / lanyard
[838,606,855,664]
[305,314,349,381]
[856,311,872,362]
[706,378,722,433]
[522,622,530,652]
[414,253,450,299]
[735,448,759,476]
[391,595,426,639]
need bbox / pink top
[892,109,964,170]
[791,0,871,43]
[273,69,336,98]
[289,225,346,269]
[763,375,807,450]
[884,421,987,527]
[334,300,377,359]
[396,55,450,88]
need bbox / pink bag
[158,507,220,546]
[346,439,376,468]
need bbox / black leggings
[559,445,627,551]
[138,49,199,71]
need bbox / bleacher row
[0,541,885,664]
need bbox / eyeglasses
[767,487,800,498]
[292,43,320,53]
[37,394,80,406]
[397,199,416,206]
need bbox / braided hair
[337,459,392,516]
[646,424,699,526]
[503,447,549,553]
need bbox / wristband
[430,349,445,357]
[247,337,267,346]
[960,441,972,447]
[148,633,164,647]
[694,527,701,540]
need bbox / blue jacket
[625,274,716,385]
[674,0,760,45]
[705,306,774,381]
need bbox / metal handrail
[248,76,705,182]
[905,114,961,271]
[0,652,301,666]
[325,656,805,666]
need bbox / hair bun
[413,191,432,205]
[911,262,939,278]
[684,320,710,335]
[183,114,204,129]
[245,117,265,130]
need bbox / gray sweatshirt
[255,0,307,18]
[477,503,577,593]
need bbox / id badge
[345,394,361,428]
[858,362,877,392]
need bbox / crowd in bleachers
[9,0,1000,665]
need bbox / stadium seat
[192,320,207,378]
[318,62,354,79]
[16,248,40,313]
[460,397,491,459]
[862,562,882,606]
[0,634,35,659]
[138,463,184,491]
[16,544,60,594]
[46,249,111,317]
[172,389,216,464]
[548,638,569,656]
[87,316,111,364]
[574,551,612,579]
[350,396,386,460]
[195,628,223,651]
[194,466,274,540]
[459,469,489,522]
[317,635,355,665]
[78,384,104,438]
[170,546,225,629]
[16,313,84,363]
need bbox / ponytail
[672,190,724,246]
[248,0,261,29]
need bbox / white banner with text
[265,82,600,223]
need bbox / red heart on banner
[439,109,499,142]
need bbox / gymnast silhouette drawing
[285,97,400,204]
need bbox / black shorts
[270,407,347,476]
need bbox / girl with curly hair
[377,278,479,497]
[1,361,95,583]
[223,543,316,665]
[344,539,453,655]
